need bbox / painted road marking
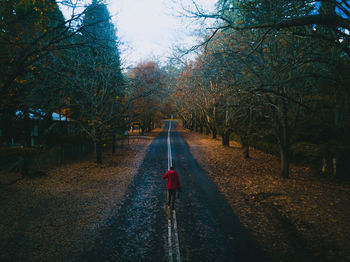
[167,121,181,262]
[173,210,181,262]
[167,122,173,169]
[168,217,173,262]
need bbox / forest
[1,1,350,261]
[1,0,349,180]
[0,0,170,170]
[173,0,350,179]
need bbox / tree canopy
[173,0,350,178]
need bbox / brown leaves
[0,137,154,261]
[181,126,350,261]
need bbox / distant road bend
[81,121,268,262]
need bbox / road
[80,121,268,262]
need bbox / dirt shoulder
[0,131,158,262]
[179,126,350,262]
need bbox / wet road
[80,122,268,262]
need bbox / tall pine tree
[71,0,124,164]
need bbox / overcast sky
[60,0,216,67]
[106,0,217,68]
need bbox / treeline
[0,0,168,167]
[173,0,350,178]
[126,61,171,135]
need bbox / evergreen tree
[71,0,124,164]
[0,0,67,145]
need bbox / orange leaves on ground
[0,135,155,261]
[181,126,350,262]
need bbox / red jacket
[163,170,181,190]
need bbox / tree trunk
[24,112,32,147]
[111,132,116,155]
[43,110,54,147]
[212,106,217,139]
[278,101,290,178]
[2,108,16,145]
[280,143,289,178]
[190,116,195,131]
[95,140,103,164]
[147,121,152,133]
[198,112,203,133]
[322,156,334,176]
[241,138,250,159]
[212,127,217,139]
[222,129,230,146]
[199,124,203,134]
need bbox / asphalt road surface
[80,121,269,262]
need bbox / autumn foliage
[173,1,350,178]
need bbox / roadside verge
[179,126,350,262]
[0,130,159,261]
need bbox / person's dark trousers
[168,189,176,209]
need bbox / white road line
[167,122,172,169]
[168,217,173,262]
[167,122,174,262]
[173,210,181,262]
[167,121,181,262]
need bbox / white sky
[104,0,217,68]
[60,0,217,68]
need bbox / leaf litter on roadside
[180,127,350,262]
[0,136,155,262]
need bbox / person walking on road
[163,166,181,210]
